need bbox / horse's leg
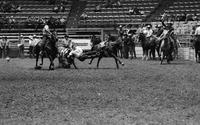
[146,49,150,61]
[167,52,171,64]
[160,51,164,64]
[115,57,119,69]
[197,50,200,63]
[110,53,124,66]
[195,49,198,62]
[35,53,39,68]
[151,48,156,60]
[49,57,54,70]
[89,58,94,65]
[40,54,44,66]
[96,56,102,68]
[156,47,161,60]
[72,59,78,69]
[142,48,145,60]
[58,56,62,68]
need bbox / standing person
[143,25,153,40]
[1,36,6,58]
[122,34,129,58]
[127,34,137,59]
[4,36,10,58]
[0,36,3,58]
[18,35,25,58]
[63,34,72,48]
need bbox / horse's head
[137,33,146,43]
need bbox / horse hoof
[35,66,42,70]
[49,68,54,70]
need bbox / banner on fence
[71,39,92,51]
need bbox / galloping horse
[86,41,124,69]
[34,32,58,70]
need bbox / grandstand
[0,0,200,60]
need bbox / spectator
[8,16,16,29]
[193,13,198,21]
[2,36,9,58]
[128,7,134,15]
[59,3,65,12]
[18,35,25,58]
[122,34,129,58]
[26,16,33,28]
[94,4,101,12]
[60,16,66,24]
[127,34,136,59]
[53,5,59,13]
[15,5,22,13]
[0,36,6,58]
[116,0,122,7]
[133,6,141,15]
[80,12,88,20]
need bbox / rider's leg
[40,35,47,55]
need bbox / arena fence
[0,26,197,61]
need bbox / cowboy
[56,35,72,59]
[41,24,52,55]
[1,36,9,58]
[127,34,137,59]
[28,35,40,58]
[68,42,83,59]
[160,21,176,60]
[194,23,200,46]
[156,24,164,37]
[143,25,153,42]
[63,34,72,48]
[195,23,200,37]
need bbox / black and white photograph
[0,0,200,124]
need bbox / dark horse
[86,41,124,69]
[160,32,173,64]
[34,33,58,70]
[192,35,200,62]
[138,33,158,60]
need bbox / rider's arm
[161,20,166,27]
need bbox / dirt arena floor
[0,58,200,125]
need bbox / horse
[138,32,162,60]
[86,41,124,69]
[160,32,173,64]
[192,35,200,63]
[34,32,58,70]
